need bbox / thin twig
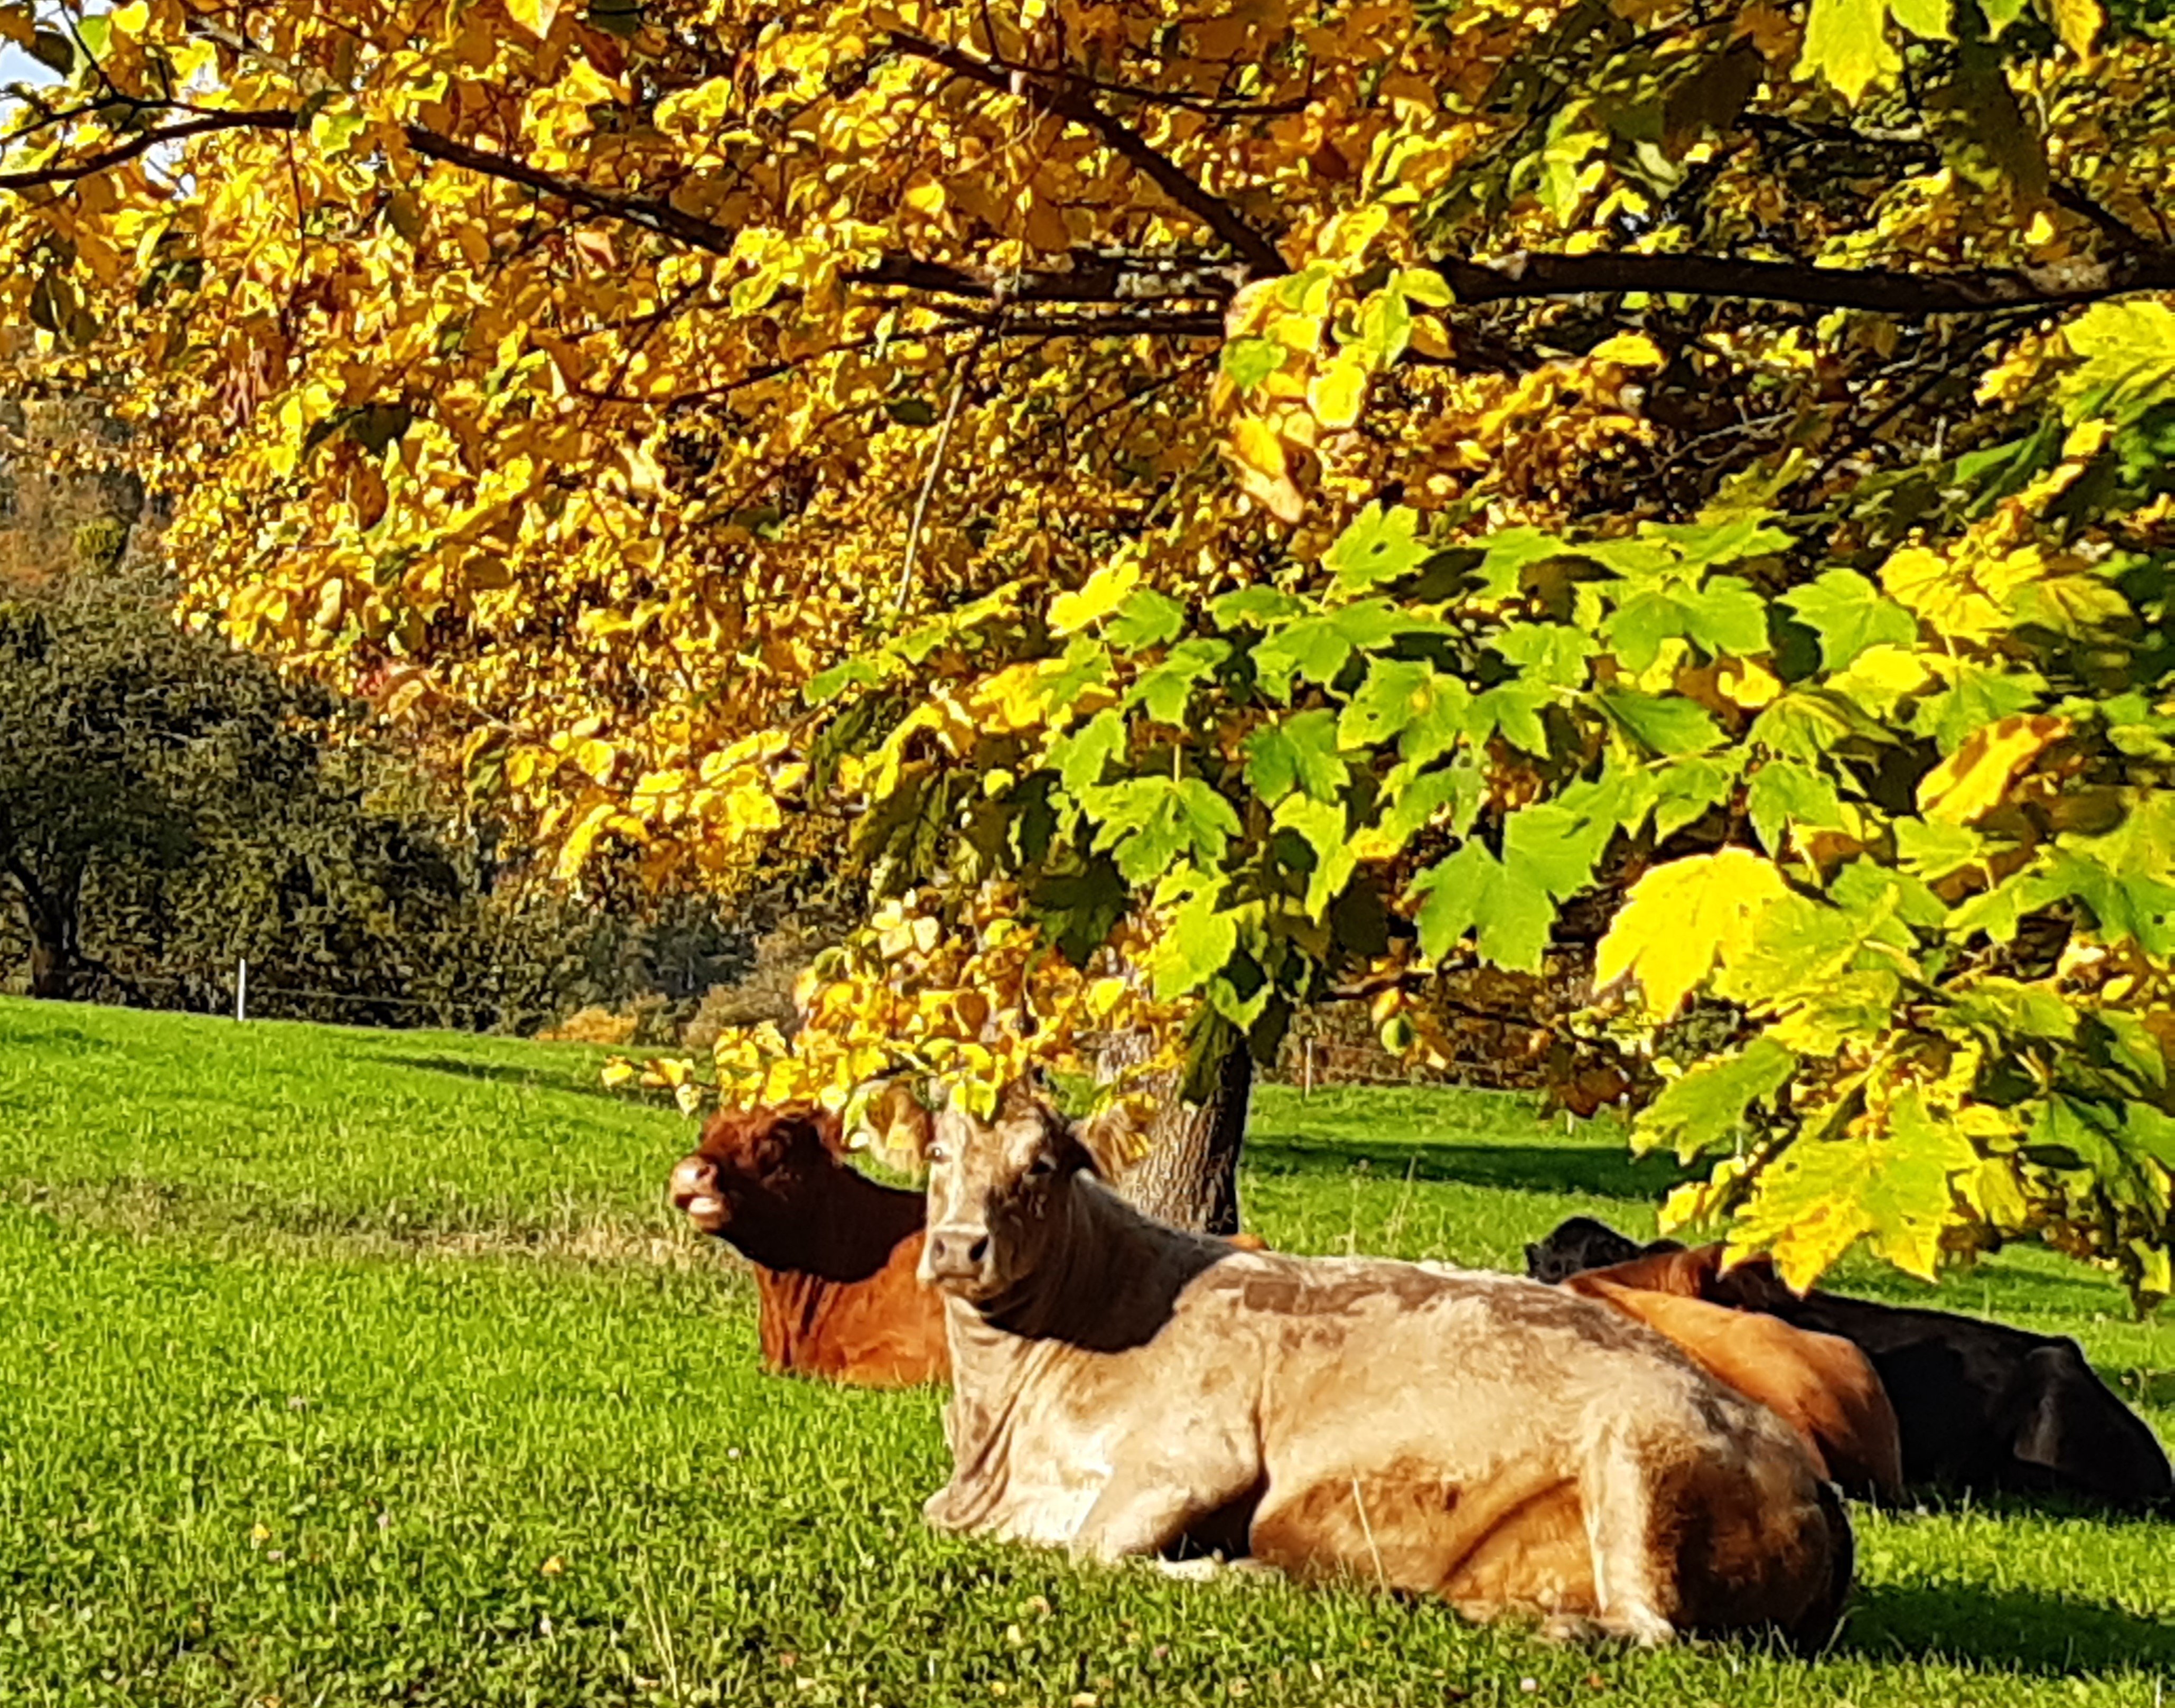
[896,316,996,611]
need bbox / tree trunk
[27,932,71,1000]
[1096,1024,1253,1235]
[15,868,81,1001]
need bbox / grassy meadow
[2,995,2172,1706]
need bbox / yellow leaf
[1048,557,1141,635]
[570,737,618,785]
[507,0,560,38]
[1224,416,1305,523]
[1796,0,1901,103]
[1917,714,2066,824]
[1585,332,1666,368]
[1306,357,1369,430]
[1595,849,1790,1018]
[555,799,620,881]
[2049,0,2101,57]
[1716,657,1782,710]
[0,6,33,49]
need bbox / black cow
[1524,1217,2173,1513]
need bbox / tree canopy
[4,0,2174,1294]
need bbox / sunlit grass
[3,996,2171,1705]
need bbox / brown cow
[1560,1271,1904,1500]
[916,1084,1853,1648]
[668,1102,1271,1389]
[1532,1229,2175,1512]
[668,1104,948,1387]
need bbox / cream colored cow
[914,1082,1853,1648]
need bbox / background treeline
[0,399,843,1040]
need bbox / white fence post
[235,958,248,1023]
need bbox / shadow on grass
[2132,1371,2175,1410]
[1842,1580,2175,1674]
[1242,1134,1692,1202]
[351,1048,662,1107]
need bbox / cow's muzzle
[668,1154,729,1232]
[922,1224,996,1295]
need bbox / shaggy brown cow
[916,1084,1853,1648]
[1528,1224,2174,1512]
[668,1104,948,1388]
[1560,1272,1904,1500]
[668,1103,1273,1390]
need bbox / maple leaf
[1595,850,1791,1016]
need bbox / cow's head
[668,1103,846,1245]
[918,1080,1119,1303]
[1523,1216,1650,1284]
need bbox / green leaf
[1750,692,1865,764]
[1127,638,1229,724]
[1894,816,1986,882]
[1220,338,1285,391]
[1105,590,1189,651]
[1491,622,1593,690]
[2062,300,2175,426]
[1035,635,1114,713]
[1731,1085,1978,1288]
[1325,504,1430,591]
[1502,801,1609,899]
[1797,0,1901,104]
[1089,776,1243,883]
[1470,679,1552,756]
[1274,794,1359,919]
[805,656,886,705]
[1362,760,1482,858]
[1338,657,1437,750]
[1470,527,1581,602]
[1351,288,1413,370]
[1250,600,1403,700]
[1889,0,1951,35]
[1637,1038,1797,1164]
[1782,570,1920,670]
[1679,577,1772,657]
[1651,753,1745,840]
[1241,710,1348,805]
[2094,1010,2167,1091]
[1151,884,1239,1001]
[1643,514,1796,570]
[1601,689,1722,755]
[1049,708,1127,796]
[1410,841,1557,970]
[1210,585,1304,628]
[1946,976,2077,1044]
[1912,662,2046,754]
[1747,760,1845,854]
[1829,858,1946,930]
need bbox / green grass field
[3,996,2172,1707]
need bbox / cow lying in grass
[1525,1217,2174,1512]
[668,1104,948,1388]
[913,1084,1854,1648]
[1557,1268,1902,1500]
[668,1103,1267,1389]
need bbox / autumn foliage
[4,0,2174,1293]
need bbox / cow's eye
[1025,1153,1056,1179]
[926,1144,949,1165]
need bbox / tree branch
[888,32,1287,277]
[0,109,298,189]
[1431,247,2175,316]
[6,105,2173,328]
